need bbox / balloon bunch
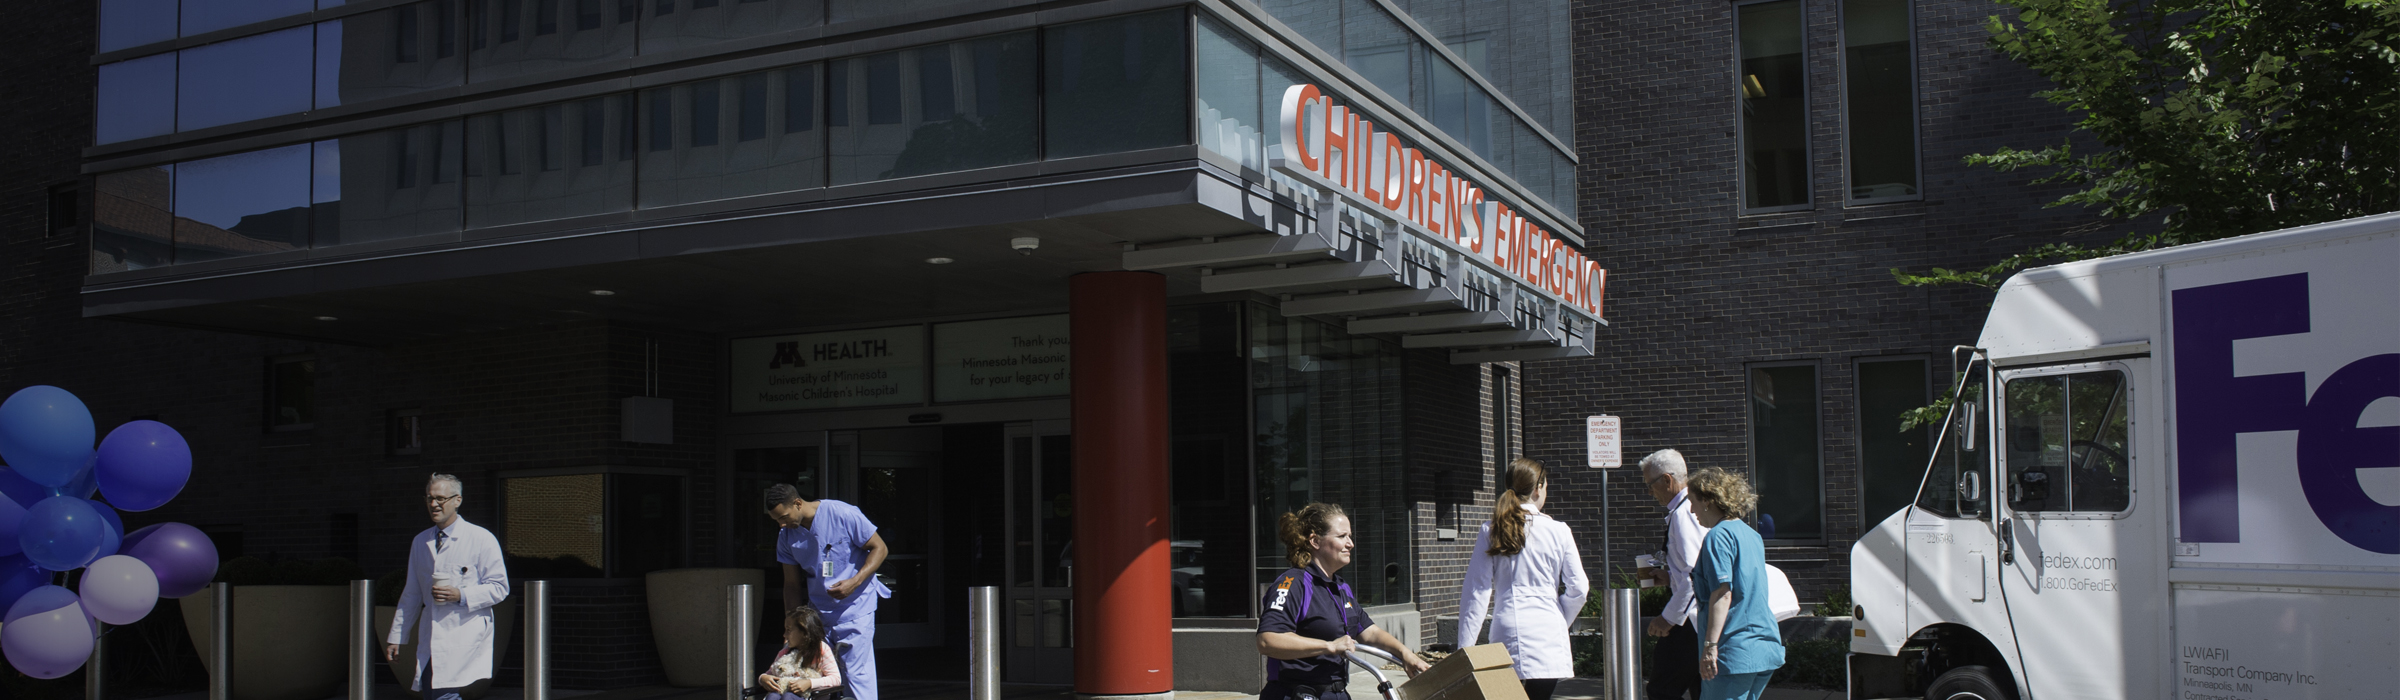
[0,385,216,679]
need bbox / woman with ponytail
[1456,459,1590,700]
[1256,502,1430,700]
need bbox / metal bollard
[967,586,1000,700]
[1604,588,1641,700]
[210,583,232,700]
[526,581,551,700]
[726,584,756,700]
[86,622,105,700]
[349,580,375,700]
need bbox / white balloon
[79,555,160,625]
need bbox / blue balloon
[0,463,45,509]
[48,451,98,501]
[0,553,44,615]
[17,497,104,572]
[96,421,191,512]
[0,494,23,557]
[88,501,124,560]
[0,387,96,488]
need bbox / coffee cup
[1634,553,1658,569]
[431,571,453,603]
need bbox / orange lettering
[1279,84,1322,173]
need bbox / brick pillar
[1068,271,1173,697]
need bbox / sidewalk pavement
[129,677,1846,700]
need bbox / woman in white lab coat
[1457,458,1589,700]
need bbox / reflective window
[640,0,822,53]
[1748,363,1822,541]
[465,95,636,228]
[639,65,825,208]
[827,0,954,25]
[178,26,315,133]
[1196,16,1263,170]
[2004,370,2131,513]
[1424,56,1492,160]
[317,1,465,109]
[465,0,635,84]
[1167,303,1251,617]
[99,0,179,53]
[1858,358,1931,525]
[315,121,464,246]
[1341,0,1415,106]
[1255,0,1340,63]
[1915,369,1989,519]
[1044,11,1188,160]
[829,33,1034,185]
[91,166,176,274]
[1250,304,1409,606]
[1396,0,1572,142]
[1738,0,1809,210]
[1259,56,1310,192]
[1844,0,1917,201]
[183,0,315,37]
[173,144,313,263]
[97,54,177,145]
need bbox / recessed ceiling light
[926,257,955,265]
[589,289,617,296]
[313,316,339,321]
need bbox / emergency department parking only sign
[1587,415,1621,468]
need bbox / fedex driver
[765,484,891,700]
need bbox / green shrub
[1812,585,1853,618]
[1771,639,1847,689]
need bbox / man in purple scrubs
[765,484,891,700]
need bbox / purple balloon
[0,386,96,488]
[1,585,93,679]
[0,494,22,557]
[18,496,104,571]
[126,522,217,599]
[0,553,44,615]
[97,421,191,512]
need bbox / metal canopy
[1125,179,1602,364]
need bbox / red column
[1069,271,1173,695]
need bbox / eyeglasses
[425,494,460,505]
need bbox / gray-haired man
[1638,449,1707,700]
[387,474,509,700]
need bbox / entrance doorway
[725,428,943,648]
[1004,422,1074,684]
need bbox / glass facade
[828,32,1038,185]
[1250,303,1409,607]
[1247,0,1574,219]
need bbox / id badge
[820,559,835,579]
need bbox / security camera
[1011,236,1040,255]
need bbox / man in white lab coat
[1638,449,1708,700]
[387,473,511,700]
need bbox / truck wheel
[1924,665,2013,700]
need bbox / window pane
[466,0,633,84]
[1342,0,1415,106]
[1197,16,1262,170]
[610,473,685,577]
[1399,0,1572,149]
[639,65,826,208]
[1044,10,1188,159]
[1250,305,1409,606]
[179,27,315,132]
[268,358,317,428]
[1738,0,1808,209]
[2003,375,2067,512]
[92,166,176,274]
[99,0,179,53]
[317,3,467,110]
[2007,371,2131,513]
[466,95,634,228]
[1916,369,1988,518]
[315,121,464,246]
[826,0,956,24]
[1168,303,1251,617]
[1749,364,1821,540]
[641,0,821,53]
[1424,56,1492,161]
[828,33,1034,185]
[1844,0,1916,200]
[1254,0,1341,66]
[174,144,312,263]
[505,474,606,577]
[1260,56,1311,192]
[97,54,177,145]
[2066,372,2130,512]
[1858,359,1930,525]
[182,0,315,37]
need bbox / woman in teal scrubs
[1685,468,1784,700]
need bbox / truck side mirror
[1958,400,1979,452]
[1958,470,1983,503]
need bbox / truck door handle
[1999,518,2015,565]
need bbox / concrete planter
[645,568,765,687]
[375,596,520,699]
[178,586,346,700]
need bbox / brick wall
[1534,0,2120,605]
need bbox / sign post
[1587,415,1623,600]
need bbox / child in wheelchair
[756,606,842,700]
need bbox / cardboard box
[1399,644,1526,700]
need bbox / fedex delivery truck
[1847,212,2400,700]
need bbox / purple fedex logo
[2174,273,2400,554]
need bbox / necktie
[437,531,448,554]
